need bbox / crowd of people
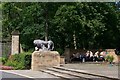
[71,50,107,62]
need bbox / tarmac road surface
[0,70,61,80]
[1,71,33,80]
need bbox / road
[0,63,119,80]
[0,70,61,80]
[1,71,33,80]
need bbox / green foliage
[56,48,64,56]
[5,60,24,70]
[2,49,10,65]
[2,53,8,61]
[2,2,120,53]
[105,55,114,63]
[5,52,31,70]
[0,57,7,65]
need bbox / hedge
[5,52,31,70]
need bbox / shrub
[0,57,8,65]
[105,55,114,63]
[56,48,64,55]
[5,52,31,70]
[1,52,10,65]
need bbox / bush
[105,55,114,63]
[56,48,64,55]
[5,52,31,70]
[0,57,8,65]
[2,52,10,65]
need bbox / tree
[2,2,120,53]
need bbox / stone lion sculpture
[33,39,54,51]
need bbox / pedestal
[31,51,60,70]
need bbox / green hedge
[5,52,31,70]
[0,57,8,65]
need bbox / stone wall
[31,51,60,70]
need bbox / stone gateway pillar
[31,51,60,70]
[11,31,20,55]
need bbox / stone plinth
[31,51,60,70]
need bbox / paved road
[0,63,119,80]
[1,70,60,80]
[62,63,119,79]
[1,71,33,80]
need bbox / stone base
[31,51,60,70]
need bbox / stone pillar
[60,56,65,64]
[64,48,70,63]
[11,31,20,55]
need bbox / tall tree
[2,2,119,53]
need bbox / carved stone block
[31,51,60,70]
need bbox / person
[70,53,80,62]
[70,53,76,62]
[99,50,106,62]
[94,51,99,62]
[76,52,80,61]
[80,53,86,62]
[85,50,90,61]
[89,51,94,61]
[86,51,90,57]
[79,54,82,61]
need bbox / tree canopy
[2,2,120,53]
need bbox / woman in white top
[94,51,99,62]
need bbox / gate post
[11,31,20,55]
[64,48,70,63]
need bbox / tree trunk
[73,31,77,49]
[45,6,48,41]
[45,22,48,41]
